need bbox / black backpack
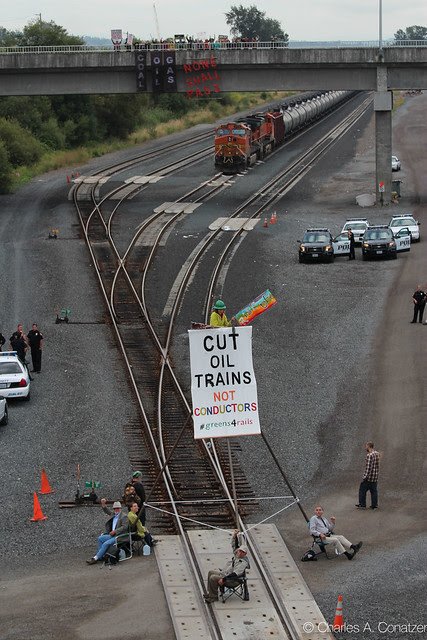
[301,549,317,562]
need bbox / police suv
[362,225,410,260]
[0,352,31,400]
[298,228,334,263]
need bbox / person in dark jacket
[0,331,5,351]
[129,471,146,525]
[9,324,28,363]
[86,501,129,564]
[348,228,356,260]
[411,285,426,323]
[27,323,43,372]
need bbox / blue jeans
[359,480,378,508]
[97,534,116,559]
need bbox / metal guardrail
[0,40,426,54]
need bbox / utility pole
[153,2,161,40]
[35,13,42,24]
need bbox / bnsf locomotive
[214,91,352,173]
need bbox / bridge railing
[0,40,426,54]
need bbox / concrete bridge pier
[375,66,393,205]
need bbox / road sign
[379,182,385,192]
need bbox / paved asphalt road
[0,92,425,640]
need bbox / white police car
[341,219,369,244]
[388,214,420,242]
[0,395,7,425]
[332,231,351,256]
[0,352,31,400]
[392,155,401,171]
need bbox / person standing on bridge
[209,300,235,327]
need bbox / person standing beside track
[356,441,380,509]
[209,300,235,327]
[27,323,43,373]
[0,331,5,351]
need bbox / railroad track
[71,95,371,639]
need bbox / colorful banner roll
[235,289,277,326]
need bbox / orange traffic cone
[270,212,275,224]
[273,210,277,222]
[264,217,268,227]
[30,492,48,521]
[67,175,70,183]
[39,467,54,494]
[333,596,343,631]
[76,171,79,177]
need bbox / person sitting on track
[209,300,235,327]
[86,500,129,565]
[127,502,158,548]
[203,529,249,603]
[310,505,362,560]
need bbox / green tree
[0,140,13,193]
[15,19,83,46]
[0,117,44,166]
[394,25,427,41]
[225,4,288,43]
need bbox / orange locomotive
[214,111,283,173]
[214,91,352,174]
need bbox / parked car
[388,214,420,241]
[392,155,401,171]
[341,218,369,244]
[298,228,334,263]
[0,396,8,425]
[361,225,409,260]
[0,352,30,400]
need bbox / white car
[0,396,8,425]
[392,156,401,171]
[0,352,31,400]
[388,214,420,241]
[341,219,369,244]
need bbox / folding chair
[101,530,133,569]
[220,573,249,603]
[311,535,330,559]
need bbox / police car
[388,214,420,242]
[332,231,351,256]
[340,218,369,244]
[298,228,334,263]
[0,352,31,400]
[0,395,7,425]
[362,225,410,260]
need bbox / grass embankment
[16,91,289,186]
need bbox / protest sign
[235,290,277,326]
[189,326,260,439]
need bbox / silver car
[0,395,8,425]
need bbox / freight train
[214,91,353,173]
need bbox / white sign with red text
[189,326,260,439]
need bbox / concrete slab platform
[156,525,334,640]
[208,217,261,231]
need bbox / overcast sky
[1,1,425,41]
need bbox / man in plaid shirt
[356,442,380,509]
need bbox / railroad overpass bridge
[1,45,426,202]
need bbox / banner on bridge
[189,326,260,439]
